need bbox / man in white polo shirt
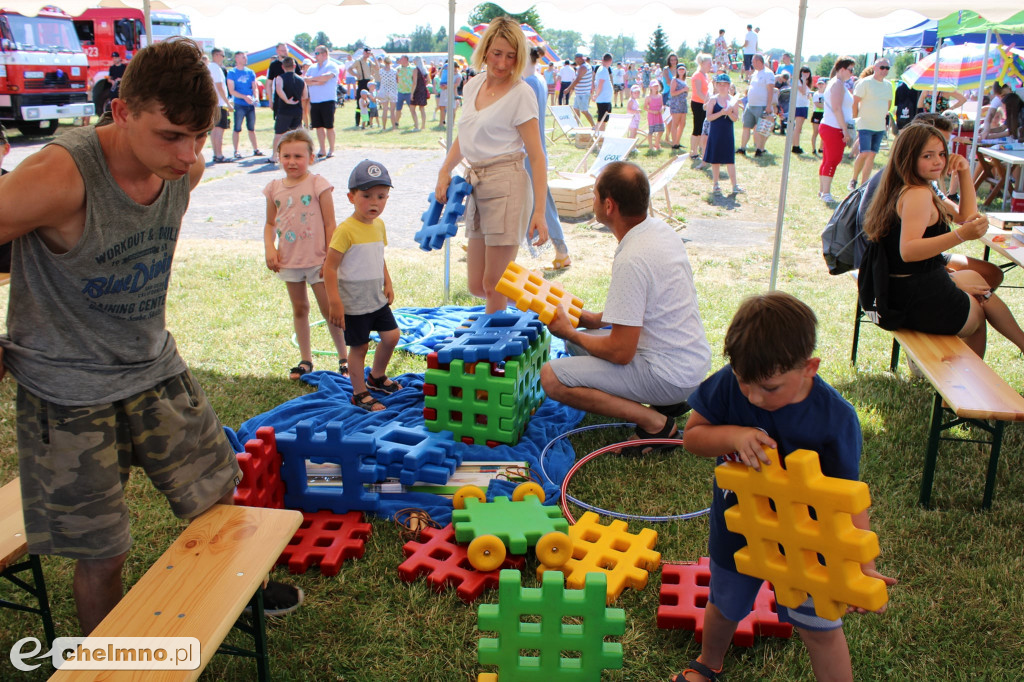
[303,44,339,159]
[851,58,893,189]
[738,54,775,157]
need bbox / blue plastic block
[277,420,380,514]
[360,422,463,485]
[414,175,473,251]
[435,331,534,364]
[452,312,544,344]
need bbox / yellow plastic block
[477,674,498,682]
[538,511,661,604]
[715,447,889,620]
[495,261,584,327]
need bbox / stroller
[774,86,792,135]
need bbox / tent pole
[930,39,941,112]
[769,0,807,291]
[144,0,152,48]
[968,29,992,179]
[442,0,455,305]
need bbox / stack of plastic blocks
[423,311,550,446]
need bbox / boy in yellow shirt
[324,159,403,411]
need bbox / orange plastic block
[715,447,889,620]
[495,261,584,327]
[537,511,661,604]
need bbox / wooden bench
[51,504,302,681]
[0,478,55,646]
[848,275,1024,508]
[890,330,1024,509]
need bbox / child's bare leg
[727,163,737,186]
[981,293,1024,353]
[349,342,371,396]
[683,602,736,680]
[310,282,348,362]
[371,327,401,381]
[711,164,721,186]
[286,281,312,363]
[799,627,853,682]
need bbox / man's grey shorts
[573,92,591,113]
[742,104,767,129]
[548,331,697,406]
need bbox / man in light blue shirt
[227,51,262,158]
[304,45,340,158]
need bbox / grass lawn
[0,104,1022,681]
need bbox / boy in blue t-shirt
[673,291,896,682]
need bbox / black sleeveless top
[880,213,949,276]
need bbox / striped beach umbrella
[901,43,1024,91]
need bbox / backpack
[821,183,868,275]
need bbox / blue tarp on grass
[226,307,582,525]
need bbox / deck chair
[548,104,593,144]
[602,113,647,147]
[549,136,638,220]
[648,156,687,228]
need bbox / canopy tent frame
[5,1,1021,295]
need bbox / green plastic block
[453,495,568,555]
[477,570,625,681]
[425,330,550,445]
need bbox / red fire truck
[0,6,93,135]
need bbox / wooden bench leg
[0,554,56,648]
[851,299,863,366]
[919,391,1007,510]
[218,586,271,682]
[889,338,901,373]
[982,422,1005,511]
[919,393,944,509]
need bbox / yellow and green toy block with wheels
[423,326,550,446]
[715,446,890,620]
[476,569,625,681]
[537,511,661,605]
[452,484,572,572]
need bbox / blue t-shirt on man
[688,365,862,572]
[227,66,257,108]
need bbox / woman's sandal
[542,255,573,272]
[367,373,402,395]
[338,360,350,377]
[670,659,723,682]
[351,391,384,412]
[289,360,313,380]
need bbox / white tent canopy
[5,1,1018,291]
[4,1,1017,21]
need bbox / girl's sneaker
[820,192,835,204]
[732,185,745,194]
[712,185,723,196]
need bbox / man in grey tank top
[0,39,302,634]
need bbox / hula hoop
[538,423,710,524]
[289,312,435,357]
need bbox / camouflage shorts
[16,369,241,560]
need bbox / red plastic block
[277,510,372,577]
[398,524,525,603]
[657,558,793,647]
[234,426,285,509]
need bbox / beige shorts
[465,152,533,247]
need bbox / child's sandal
[338,360,350,377]
[367,373,402,395]
[351,391,384,412]
[289,360,313,380]
[670,659,722,682]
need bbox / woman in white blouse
[436,17,548,313]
